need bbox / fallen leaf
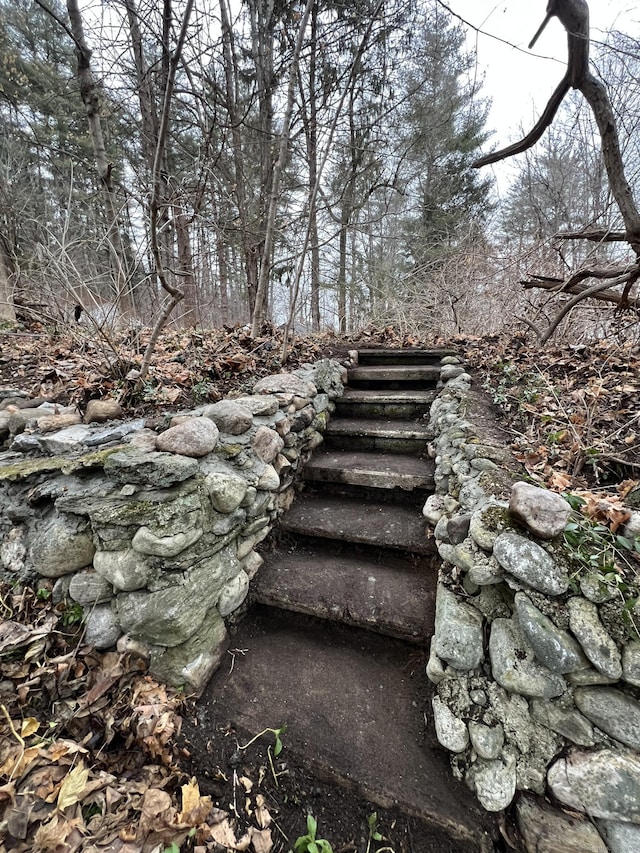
[58,763,90,811]
[21,717,40,738]
[0,745,40,779]
[254,794,271,829]
[210,817,239,848]
[178,777,212,826]
[250,826,273,853]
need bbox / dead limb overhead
[522,270,640,311]
[473,0,640,253]
[555,228,628,243]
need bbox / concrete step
[303,449,434,491]
[187,609,495,851]
[280,492,435,553]
[335,387,436,420]
[347,364,440,388]
[253,543,437,642]
[324,417,432,454]
[357,347,456,365]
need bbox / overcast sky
[445,0,639,193]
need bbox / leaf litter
[0,582,278,852]
[4,321,640,849]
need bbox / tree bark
[65,0,133,316]
[522,274,640,309]
[250,0,314,337]
[0,233,15,322]
[474,0,640,253]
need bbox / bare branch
[522,269,640,311]
[554,228,628,242]
[540,268,640,343]
[562,264,634,292]
[473,0,640,251]
[473,76,570,168]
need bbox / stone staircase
[187,349,496,852]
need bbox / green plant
[563,494,640,638]
[291,814,334,853]
[191,379,212,405]
[36,587,51,601]
[60,601,84,627]
[238,724,286,757]
[365,812,395,853]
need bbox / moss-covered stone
[0,446,125,481]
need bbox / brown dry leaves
[0,584,275,853]
[0,322,329,416]
[462,334,640,492]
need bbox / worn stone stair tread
[253,544,436,642]
[335,388,437,419]
[339,387,437,404]
[280,493,434,553]
[326,417,432,440]
[303,449,434,490]
[357,347,456,364]
[348,364,441,383]
[189,610,493,851]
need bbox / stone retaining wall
[0,360,345,695]
[426,368,640,853]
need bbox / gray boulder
[489,617,566,699]
[493,532,569,595]
[156,417,219,457]
[202,400,253,435]
[509,481,570,539]
[29,514,95,577]
[150,606,228,695]
[85,604,121,650]
[548,749,640,822]
[515,592,588,673]
[574,686,640,749]
[104,448,198,486]
[434,583,484,671]
[516,795,607,853]
[93,548,154,592]
[568,597,622,680]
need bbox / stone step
[303,449,434,491]
[186,609,494,851]
[335,387,437,420]
[347,364,441,388]
[280,492,435,553]
[324,417,432,454]
[357,347,456,365]
[253,543,437,642]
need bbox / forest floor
[2,321,640,852]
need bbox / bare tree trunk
[65,0,133,316]
[122,0,158,166]
[308,3,321,332]
[220,0,257,316]
[136,0,194,385]
[175,210,197,326]
[250,0,314,337]
[337,94,359,334]
[0,234,15,322]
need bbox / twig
[1,703,26,781]
[600,455,640,469]
[1,704,25,749]
[541,268,640,343]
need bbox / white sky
[445,0,639,193]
